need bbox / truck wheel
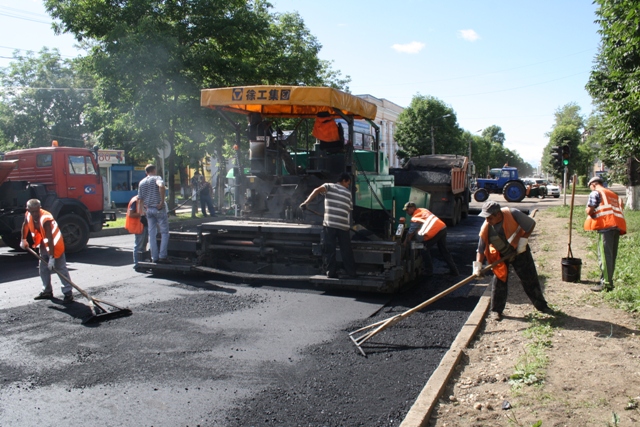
[58,214,90,253]
[473,189,489,202]
[503,181,526,203]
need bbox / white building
[357,94,404,168]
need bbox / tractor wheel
[503,181,526,203]
[57,214,90,254]
[473,189,489,202]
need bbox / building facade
[357,94,404,168]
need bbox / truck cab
[1,146,112,252]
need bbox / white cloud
[458,29,480,42]
[391,41,425,54]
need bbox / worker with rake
[474,201,552,321]
[21,198,74,303]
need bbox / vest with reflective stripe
[312,117,340,142]
[584,188,626,235]
[27,209,65,257]
[479,208,525,281]
[411,208,446,240]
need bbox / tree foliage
[586,0,640,175]
[481,125,505,145]
[42,0,348,206]
[541,103,587,180]
[0,48,95,151]
[394,94,464,161]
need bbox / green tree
[481,125,505,145]
[395,94,464,161]
[45,0,347,208]
[0,48,95,151]
[586,0,640,208]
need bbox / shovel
[348,256,507,356]
[26,247,132,324]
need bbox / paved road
[0,219,484,427]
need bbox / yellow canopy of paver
[201,86,377,120]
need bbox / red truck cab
[1,146,113,252]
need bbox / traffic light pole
[563,166,568,206]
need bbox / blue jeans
[39,250,72,295]
[133,225,149,266]
[146,204,169,261]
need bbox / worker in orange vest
[403,202,459,277]
[584,176,626,292]
[474,201,552,321]
[21,198,74,303]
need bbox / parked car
[541,180,560,198]
[522,178,546,198]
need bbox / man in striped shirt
[300,173,357,279]
[138,164,170,263]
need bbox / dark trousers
[324,226,356,276]
[421,228,459,275]
[597,228,620,289]
[200,194,215,216]
[490,246,549,313]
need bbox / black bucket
[561,257,582,282]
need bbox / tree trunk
[626,157,640,210]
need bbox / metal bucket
[561,257,582,282]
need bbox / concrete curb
[400,283,491,427]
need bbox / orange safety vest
[479,208,526,281]
[584,188,626,235]
[312,117,340,142]
[411,208,446,241]
[125,196,144,235]
[26,209,65,258]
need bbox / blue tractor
[473,167,526,203]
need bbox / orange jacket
[479,208,526,281]
[312,117,340,142]
[584,188,626,235]
[411,208,446,241]
[26,209,65,258]
[125,196,144,235]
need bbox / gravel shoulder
[428,208,640,427]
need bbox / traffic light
[550,146,562,171]
[561,144,571,166]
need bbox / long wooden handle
[26,247,93,302]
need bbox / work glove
[20,239,28,250]
[299,202,307,211]
[48,257,55,271]
[472,261,484,278]
[517,237,528,254]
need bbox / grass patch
[509,313,557,391]
[591,210,640,311]
[102,212,193,230]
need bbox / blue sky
[0,0,600,167]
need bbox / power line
[0,5,52,24]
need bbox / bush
[578,175,587,187]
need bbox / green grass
[549,204,640,312]
[102,212,193,230]
[509,313,558,391]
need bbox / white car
[543,181,560,198]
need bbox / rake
[27,247,133,324]
[348,257,506,356]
